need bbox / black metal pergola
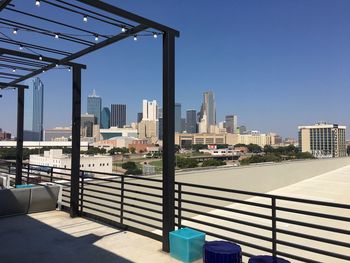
[0,0,179,251]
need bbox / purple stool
[248,255,290,263]
[204,241,242,263]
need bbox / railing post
[120,175,125,225]
[271,196,277,259]
[27,164,30,184]
[177,183,182,229]
[80,171,84,215]
[50,167,54,183]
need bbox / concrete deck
[0,211,180,263]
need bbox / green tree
[122,161,137,170]
[130,147,136,154]
[202,159,226,167]
[176,157,198,169]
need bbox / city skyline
[1,0,350,138]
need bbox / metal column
[15,87,24,185]
[70,66,81,218]
[162,32,176,252]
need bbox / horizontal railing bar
[83,199,121,212]
[276,206,350,222]
[181,224,273,253]
[123,181,162,191]
[180,190,272,209]
[180,215,272,242]
[276,239,350,260]
[277,217,350,235]
[83,204,121,218]
[82,187,121,197]
[123,188,162,199]
[178,206,272,231]
[178,198,272,220]
[123,195,162,206]
[123,216,162,230]
[123,209,162,223]
[277,228,350,248]
[83,181,121,191]
[276,251,320,263]
[124,202,162,215]
[82,192,119,204]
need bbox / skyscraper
[186,109,197,133]
[101,107,110,129]
[110,104,126,128]
[137,112,143,123]
[87,90,102,125]
[142,99,158,120]
[175,103,182,132]
[198,91,216,133]
[81,113,96,137]
[225,115,238,133]
[24,77,44,141]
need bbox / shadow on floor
[0,214,133,263]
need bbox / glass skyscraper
[110,104,126,128]
[101,107,111,129]
[24,77,44,141]
[87,90,102,125]
[186,109,197,133]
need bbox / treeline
[176,156,226,169]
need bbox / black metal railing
[1,160,350,262]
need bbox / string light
[68,67,71,72]
[19,45,23,50]
[35,0,40,7]
[121,27,126,33]
[42,69,45,73]
[55,64,59,67]
[153,32,158,39]
[133,35,137,41]
[94,34,99,41]
[12,68,16,72]
[83,15,88,22]
[13,28,18,35]
[54,33,59,39]
[38,55,43,61]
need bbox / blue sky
[1,0,350,138]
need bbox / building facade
[225,115,238,134]
[87,90,102,125]
[101,107,110,129]
[44,127,72,141]
[198,91,216,133]
[142,99,158,121]
[110,104,126,128]
[81,113,96,138]
[298,123,347,158]
[32,78,44,141]
[186,109,197,133]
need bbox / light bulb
[39,55,43,61]
[83,15,88,22]
[35,0,40,7]
[55,64,59,67]
[94,35,99,41]
[54,33,59,39]
[68,67,71,72]
[19,45,23,50]
[133,35,137,41]
[13,28,18,35]
[121,27,126,33]
[153,32,158,39]
[12,68,16,72]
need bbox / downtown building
[298,123,347,158]
[101,107,111,129]
[110,104,126,128]
[198,91,216,133]
[24,77,44,141]
[139,99,159,139]
[225,115,238,134]
[87,90,102,126]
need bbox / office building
[142,99,158,121]
[298,123,347,158]
[24,77,44,141]
[137,112,143,123]
[225,115,238,134]
[87,90,102,125]
[198,91,216,133]
[81,113,96,138]
[138,120,159,139]
[100,127,138,140]
[239,125,247,134]
[101,107,110,129]
[44,127,72,141]
[110,104,126,128]
[186,109,197,133]
[175,103,182,132]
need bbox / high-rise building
[137,112,143,123]
[239,125,247,134]
[186,109,197,133]
[225,115,238,134]
[175,103,182,132]
[298,122,347,158]
[158,117,163,140]
[198,91,216,133]
[87,90,102,125]
[110,104,126,128]
[101,107,110,129]
[24,77,44,141]
[81,113,96,137]
[142,99,158,121]
[158,107,163,119]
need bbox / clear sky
[1,0,350,138]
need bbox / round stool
[248,255,290,263]
[204,241,242,263]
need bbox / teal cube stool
[170,228,206,262]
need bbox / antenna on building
[91,89,96,97]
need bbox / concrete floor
[0,211,181,263]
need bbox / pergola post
[162,31,176,252]
[70,66,81,218]
[15,87,25,185]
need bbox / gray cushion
[0,188,30,217]
[28,185,60,213]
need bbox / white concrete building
[0,141,89,150]
[142,99,158,121]
[100,127,138,140]
[30,149,112,173]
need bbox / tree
[247,144,262,153]
[130,147,136,154]
[202,159,226,167]
[122,161,137,170]
[192,144,207,152]
[176,157,198,169]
